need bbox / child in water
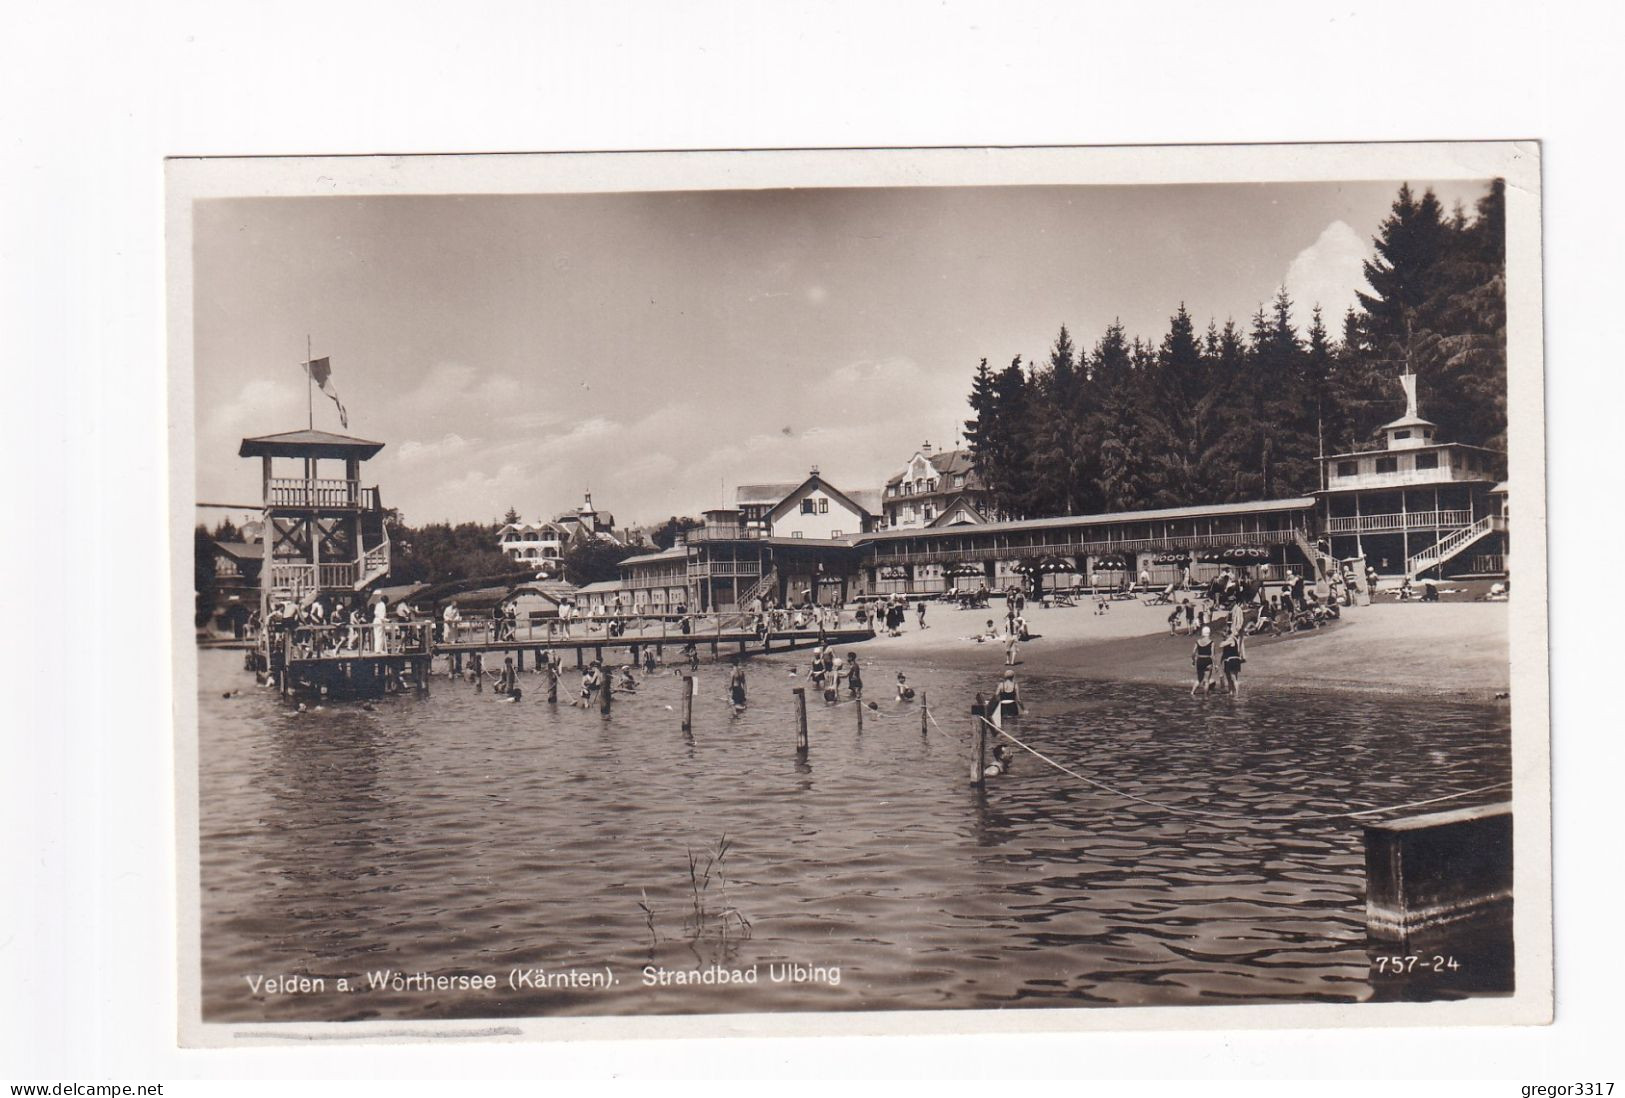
[845,652,862,699]
[895,672,915,702]
[618,665,638,692]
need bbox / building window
[1393,429,1411,440]
[792,531,804,539]
[1376,456,1398,474]
[831,530,842,538]
[1337,461,1357,477]
[1416,452,1439,470]
[801,499,815,514]
[923,506,934,521]
[954,474,965,487]
[818,499,829,514]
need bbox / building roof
[211,540,262,561]
[574,579,627,594]
[1490,481,1509,495]
[926,493,989,527]
[372,582,428,605]
[766,474,876,524]
[619,546,690,567]
[885,447,979,487]
[449,583,564,611]
[856,497,1317,543]
[1321,440,1505,461]
[736,482,800,506]
[1377,412,1439,432]
[238,429,385,461]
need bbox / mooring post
[793,687,809,756]
[970,697,987,787]
[921,689,929,735]
[600,672,612,715]
[576,647,584,670]
[856,694,864,732]
[546,670,558,704]
[516,648,525,672]
[681,674,693,733]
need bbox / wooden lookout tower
[238,428,393,619]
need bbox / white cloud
[396,432,474,464]
[1282,220,1370,325]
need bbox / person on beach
[993,669,1022,719]
[1183,598,1195,631]
[1219,628,1245,696]
[895,672,915,702]
[1191,626,1216,695]
[845,652,863,699]
[728,660,748,715]
[917,600,928,629]
[1167,604,1184,635]
[1004,623,1019,666]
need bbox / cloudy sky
[192,178,1489,528]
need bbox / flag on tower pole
[301,355,348,429]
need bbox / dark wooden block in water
[1364,802,1512,942]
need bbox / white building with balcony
[1317,373,1507,579]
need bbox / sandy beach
[848,594,1510,704]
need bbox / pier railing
[437,607,850,649]
[275,619,436,660]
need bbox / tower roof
[238,429,385,461]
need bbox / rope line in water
[976,715,1509,823]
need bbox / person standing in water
[1219,627,1246,696]
[1191,626,1215,695]
[728,659,747,715]
[845,651,863,700]
[993,669,1022,720]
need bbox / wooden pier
[252,614,874,698]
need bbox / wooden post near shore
[793,687,809,756]
[856,696,863,733]
[970,698,987,788]
[921,690,928,735]
[600,672,612,715]
[681,674,693,733]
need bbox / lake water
[195,646,1512,1021]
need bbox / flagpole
[306,335,313,429]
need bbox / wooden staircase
[739,566,779,608]
[1407,515,1501,579]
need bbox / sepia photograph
[168,144,1548,1042]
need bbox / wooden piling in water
[921,690,928,735]
[600,672,612,714]
[856,696,864,732]
[970,698,987,787]
[681,674,693,733]
[793,687,809,755]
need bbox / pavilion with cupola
[1316,373,1507,580]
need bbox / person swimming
[728,660,747,714]
[895,672,915,702]
[985,742,1012,778]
